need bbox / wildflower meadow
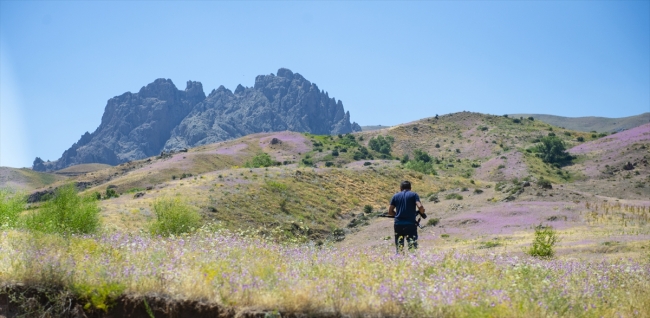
[1,227,648,317]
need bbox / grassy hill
[0,167,67,191]
[2,111,650,317]
[510,112,650,133]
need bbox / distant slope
[0,167,67,191]
[54,163,113,176]
[510,113,650,133]
[361,125,390,131]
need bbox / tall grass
[0,189,25,229]
[0,230,648,317]
[24,184,100,235]
[149,198,201,236]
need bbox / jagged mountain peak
[34,69,361,171]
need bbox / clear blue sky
[1,1,649,168]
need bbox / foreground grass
[1,229,649,317]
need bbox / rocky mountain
[164,68,360,150]
[33,69,361,171]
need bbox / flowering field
[1,228,649,317]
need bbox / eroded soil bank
[0,285,339,318]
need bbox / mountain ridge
[509,113,649,133]
[33,69,361,171]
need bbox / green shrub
[445,193,463,200]
[527,225,558,258]
[105,187,119,199]
[537,178,552,189]
[427,218,440,226]
[576,136,584,142]
[368,135,394,154]
[404,160,436,175]
[245,153,275,168]
[149,198,201,237]
[24,184,100,235]
[534,136,574,166]
[0,189,25,229]
[363,205,373,214]
[332,149,339,156]
[404,149,436,175]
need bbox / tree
[368,135,394,155]
[535,136,573,166]
[404,149,436,175]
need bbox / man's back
[390,190,420,225]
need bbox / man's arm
[416,201,425,215]
[388,205,396,216]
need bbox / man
[388,180,426,252]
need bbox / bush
[332,149,339,156]
[534,136,573,166]
[405,160,436,175]
[149,198,201,237]
[537,178,552,189]
[527,224,558,258]
[368,135,394,155]
[576,136,584,142]
[445,193,463,200]
[105,188,119,199]
[245,153,275,168]
[427,218,440,226]
[363,205,373,214]
[0,189,25,229]
[24,184,100,235]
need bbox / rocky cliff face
[164,68,360,150]
[34,69,361,171]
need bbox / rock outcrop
[34,69,361,171]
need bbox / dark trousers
[394,224,418,253]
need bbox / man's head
[400,181,411,191]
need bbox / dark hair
[400,181,411,190]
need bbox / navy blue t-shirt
[389,190,421,225]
